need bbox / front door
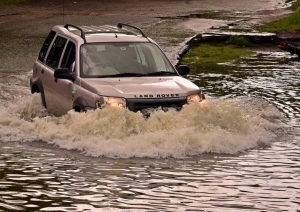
[45,36,75,116]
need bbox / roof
[62,23,149,43]
[85,33,149,43]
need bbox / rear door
[33,30,56,109]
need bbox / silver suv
[30,23,204,116]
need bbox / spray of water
[0,93,278,158]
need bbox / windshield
[80,42,176,78]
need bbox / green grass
[257,11,300,32]
[257,0,300,32]
[0,0,31,6]
[291,0,300,10]
[180,44,254,68]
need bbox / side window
[46,36,67,69]
[61,41,76,71]
[38,30,56,62]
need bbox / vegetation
[180,0,300,72]
[257,11,300,32]
[225,35,253,47]
[180,44,254,68]
[0,0,31,6]
[257,0,300,32]
[291,0,300,10]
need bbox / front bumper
[126,97,187,116]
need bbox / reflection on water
[188,51,300,124]
[0,51,299,211]
[0,141,299,211]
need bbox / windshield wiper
[110,72,146,77]
[145,71,178,76]
[96,73,145,78]
[94,72,177,78]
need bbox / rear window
[38,30,56,62]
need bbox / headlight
[187,93,204,104]
[96,96,126,108]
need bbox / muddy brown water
[0,0,299,211]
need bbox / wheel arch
[73,97,94,112]
[30,77,47,108]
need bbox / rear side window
[38,30,56,62]
[46,36,67,69]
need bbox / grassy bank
[291,0,300,10]
[257,11,300,32]
[180,0,300,71]
[180,44,255,70]
[257,0,300,32]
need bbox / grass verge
[291,0,300,10]
[180,44,255,70]
[257,11,300,32]
[257,0,300,32]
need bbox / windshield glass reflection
[80,43,175,77]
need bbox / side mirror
[177,65,190,76]
[54,68,75,81]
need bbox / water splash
[0,94,278,158]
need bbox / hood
[80,76,200,98]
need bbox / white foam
[0,95,278,158]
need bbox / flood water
[0,17,300,212]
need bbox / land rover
[30,23,204,116]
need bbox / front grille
[127,98,187,112]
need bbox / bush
[225,35,252,47]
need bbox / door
[34,30,56,109]
[52,40,77,116]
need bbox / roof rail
[64,24,87,43]
[117,23,147,38]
